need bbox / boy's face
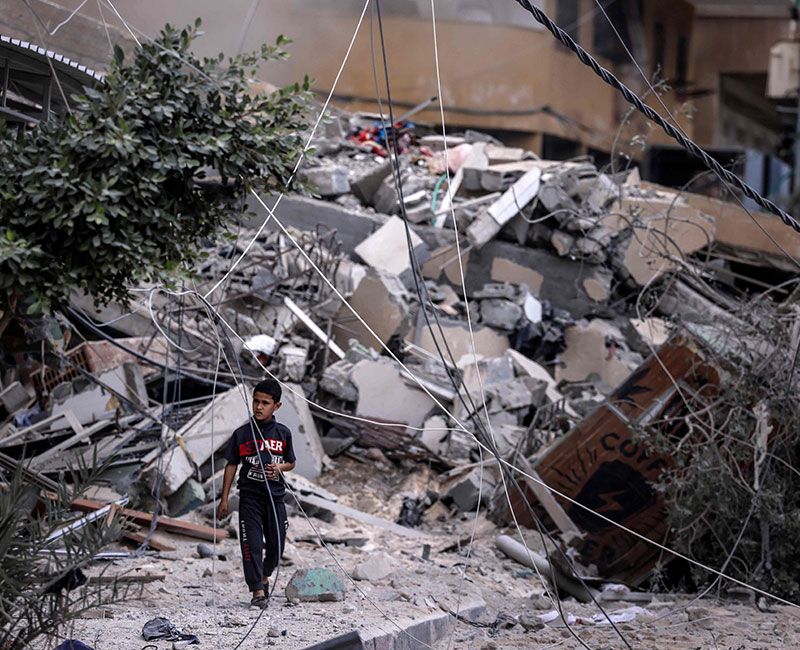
[252,391,281,422]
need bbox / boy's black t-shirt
[223,417,296,499]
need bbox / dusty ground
[45,457,800,650]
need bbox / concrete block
[419,415,449,455]
[320,360,359,402]
[351,358,436,429]
[352,553,395,581]
[487,377,547,411]
[332,270,411,352]
[141,386,250,496]
[350,159,393,205]
[461,142,488,191]
[354,216,430,289]
[166,478,205,517]
[285,568,346,603]
[479,298,523,330]
[279,383,325,480]
[0,381,31,413]
[444,468,494,511]
[411,320,509,366]
[301,164,351,196]
[551,230,575,256]
[278,345,307,382]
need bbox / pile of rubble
[2,107,799,642]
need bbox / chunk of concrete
[555,322,635,389]
[166,478,205,517]
[351,358,436,428]
[278,383,326,480]
[352,553,395,581]
[285,568,346,603]
[301,164,351,196]
[582,269,613,302]
[0,381,31,413]
[354,216,429,289]
[551,230,575,257]
[444,468,495,511]
[320,360,359,402]
[487,377,547,411]
[461,142,489,191]
[142,386,251,495]
[410,321,509,365]
[480,299,523,330]
[420,415,449,455]
[350,159,393,205]
[278,345,307,382]
[332,270,411,352]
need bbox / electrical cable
[372,2,624,647]
[189,291,437,650]
[65,306,235,390]
[422,2,571,646]
[589,0,800,272]
[512,0,800,240]
[201,0,371,299]
[594,0,795,617]
[243,192,800,610]
[367,5,501,648]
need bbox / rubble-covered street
[4,1,800,649]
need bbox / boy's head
[252,379,282,422]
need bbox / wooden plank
[121,529,177,552]
[66,496,227,542]
[89,573,165,585]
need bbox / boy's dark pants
[238,492,288,592]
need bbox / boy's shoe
[250,595,268,609]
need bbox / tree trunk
[0,295,19,339]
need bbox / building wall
[691,15,789,147]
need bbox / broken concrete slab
[278,345,307,382]
[332,270,411,352]
[352,553,395,581]
[301,164,351,196]
[50,362,147,428]
[166,478,205,518]
[505,350,573,414]
[443,468,495,511]
[461,141,489,191]
[350,358,436,429]
[142,386,250,496]
[581,268,613,303]
[354,216,429,289]
[320,360,359,402]
[419,415,449,456]
[248,193,382,256]
[479,299,523,330]
[350,159,393,206]
[467,167,542,249]
[279,383,326,480]
[555,322,636,390]
[285,568,346,603]
[410,320,510,365]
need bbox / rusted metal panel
[507,337,719,585]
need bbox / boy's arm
[216,463,237,518]
[266,460,295,480]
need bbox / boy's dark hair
[253,379,281,403]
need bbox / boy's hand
[266,463,280,480]
[217,499,229,519]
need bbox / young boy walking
[217,379,296,608]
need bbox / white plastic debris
[244,334,278,356]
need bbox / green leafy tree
[0,20,311,334]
